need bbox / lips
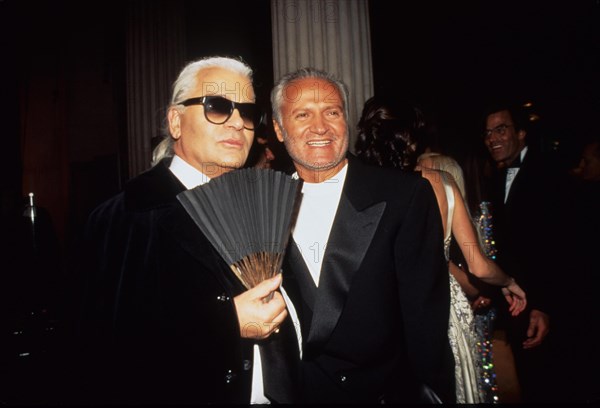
[220,138,244,148]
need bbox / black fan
[177,168,302,289]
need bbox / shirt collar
[168,155,211,189]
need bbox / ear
[168,108,182,139]
[517,129,527,142]
[273,119,285,142]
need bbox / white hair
[151,56,254,166]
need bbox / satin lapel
[306,192,386,347]
[159,202,240,293]
[280,238,316,348]
[286,238,318,310]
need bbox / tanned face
[273,77,348,183]
[484,110,526,167]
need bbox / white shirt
[505,146,528,203]
[168,155,269,404]
[282,163,348,359]
[291,164,348,286]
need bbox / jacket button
[224,369,237,384]
[217,293,230,302]
[243,359,252,371]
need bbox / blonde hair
[417,152,466,199]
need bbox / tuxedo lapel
[287,239,318,309]
[307,191,386,347]
[504,149,531,210]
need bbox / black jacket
[77,159,257,404]
[282,156,455,404]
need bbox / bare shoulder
[420,169,445,191]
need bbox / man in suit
[76,56,297,404]
[271,67,455,403]
[483,102,559,402]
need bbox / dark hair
[481,100,529,133]
[355,96,427,170]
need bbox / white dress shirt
[280,164,348,359]
[505,146,528,203]
[291,164,348,286]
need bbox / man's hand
[234,274,288,339]
[522,309,550,349]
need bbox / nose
[485,131,500,144]
[309,115,328,135]
[226,107,245,130]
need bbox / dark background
[0,0,598,403]
[2,0,598,237]
[370,0,598,164]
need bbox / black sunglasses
[180,96,263,130]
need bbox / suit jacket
[76,159,297,404]
[282,156,455,404]
[489,147,562,319]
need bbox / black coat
[77,159,256,404]
[282,156,455,404]
[489,147,564,320]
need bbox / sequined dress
[442,173,484,403]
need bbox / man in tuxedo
[483,102,560,402]
[271,67,455,403]
[76,56,297,404]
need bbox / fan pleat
[177,168,301,289]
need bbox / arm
[450,261,497,312]
[449,180,527,315]
[449,261,479,299]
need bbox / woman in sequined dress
[419,152,501,403]
[355,97,527,404]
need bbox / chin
[222,155,248,168]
